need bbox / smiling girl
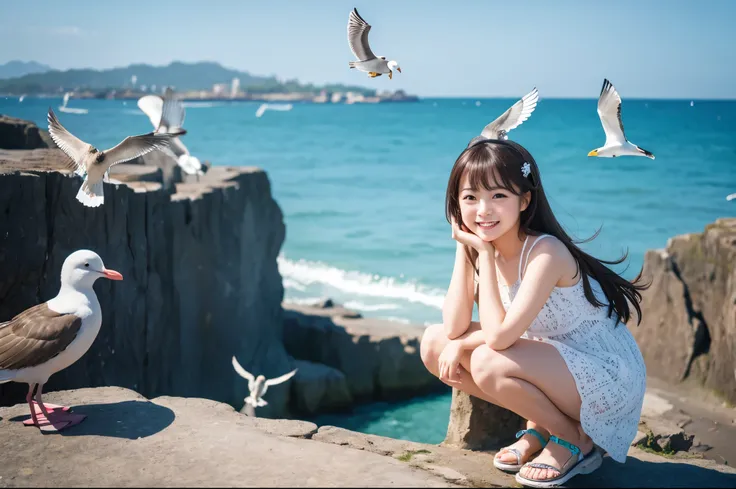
[420,139,648,487]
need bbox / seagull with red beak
[0,250,123,432]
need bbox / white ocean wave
[278,255,445,310]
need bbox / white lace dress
[482,234,647,463]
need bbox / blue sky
[1,0,734,99]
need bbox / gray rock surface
[0,387,455,488]
[4,387,734,488]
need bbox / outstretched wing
[347,8,376,61]
[103,133,171,166]
[480,88,539,140]
[159,88,186,133]
[264,368,298,387]
[232,356,255,391]
[47,107,88,176]
[137,95,164,130]
[597,78,627,146]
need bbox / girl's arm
[442,242,475,339]
[476,239,566,350]
[452,327,487,350]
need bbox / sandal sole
[492,460,523,473]
[515,449,603,488]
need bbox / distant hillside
[0,60,52,79]
[0,61,376,96]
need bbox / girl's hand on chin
[451,217,495,255]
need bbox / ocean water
[2,95,734,443]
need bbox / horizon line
[4,93,734,102]
[1,60,733,102]
[421,95,736,102]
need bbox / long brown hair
[444,139,649,326]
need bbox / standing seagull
[347,8,401,79]
[0,250,123,432]
[47,108,171,207]
[588,79,654,159]
[467,87,539,147]
[231,356,297,409]
[137,88,206,177]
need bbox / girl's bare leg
[421,324,548,465]
[468,339,594,481]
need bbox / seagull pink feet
[23,401,85,432]
[31,400,70,414]
[23,409,86,432]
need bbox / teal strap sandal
[515,435,603,488]
[493,428,549,473]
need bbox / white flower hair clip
[521,162,531,178]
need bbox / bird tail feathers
[348,61,357,69]
[76,179,104,207]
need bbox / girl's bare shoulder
[527,235,578,284]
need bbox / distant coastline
[2,89,419,104]
[91,88,416,104]
[0,60,419,104]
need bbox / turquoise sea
[2,95,734,443]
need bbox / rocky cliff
[0,114,52,149]
[628,218,736,404]
[0,148,292,417]
[283,301,445,414]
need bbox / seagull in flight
[347,8,401,79]
[232,356,297,408]
[137,88,206,177]
[588,79,654,159]
[467,87,539,147]
[47,108,170,207]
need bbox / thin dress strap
[520,234,553,281]
[517,235,530,282]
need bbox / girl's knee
[420,323,446,368]
[469,346,505,389]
